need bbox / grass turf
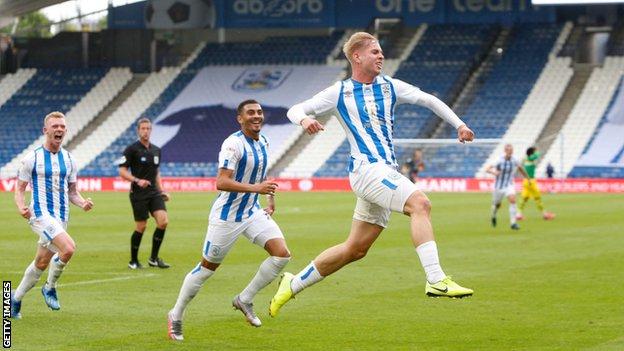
[1,191,623,350]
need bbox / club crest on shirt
[382,84,391,97]
[154,156,159,165]
[140,157,146,162]
[232,68,292,92]
[343,90,353,98]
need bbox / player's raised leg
[270,220,382,317]
[404,191,473,298]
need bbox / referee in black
[119,117,171,269]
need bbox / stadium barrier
[1,177,624,193]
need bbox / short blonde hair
[44,111,65,126]
[342,32,377,63]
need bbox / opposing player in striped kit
[270,32,476,317]
[486,144,529,230]
[11,111,94,319]
[167,100,291,340]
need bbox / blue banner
[336,0,445,28]
[223,0,335,28]
[444,0,555,24]
[108,1,146,29]
[107,0,555,30]
[335,0,554,28]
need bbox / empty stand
[0,68,132,178]
[477,57,573,177]
[538,56,624,177]
[0,68,36,108]
[0,68,106,169]
[419,24,562,177]
[570,76,624,177]
[198,33,343,66]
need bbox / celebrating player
[119,118,171,269]
[269,32,475,318]
[486,144,529,230]
[11,111,94,319]
[167,100,291,340]
[517,147,555,220]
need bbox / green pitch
[1,192,623,350]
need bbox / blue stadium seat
[0,68,107,167]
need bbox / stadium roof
[0,0,66,17]
[0,0,66,27]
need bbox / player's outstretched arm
[287,103,324,135]
[68,182,94,211]
[457,124,475,143]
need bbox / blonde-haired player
[11,111,94,319]
[269,32,475,317]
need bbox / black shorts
[130,193,166,221]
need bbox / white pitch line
[57,273,157,288]
[4,271,145,276]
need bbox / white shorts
[349,161,418,228]
[492,184,516,205]
[203,209,284,263]
[29,214,67,253]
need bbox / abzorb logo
[2,281,10,348]
[232,68,292,92]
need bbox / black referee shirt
[119,141,162,199]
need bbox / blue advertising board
[335,0,554,28]
[108,1,146,29]
[107,0,555,30]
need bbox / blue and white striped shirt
[291,75,464,169]
[210,131,269,222]
[18,146,77,222]
[494,156,520,190]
